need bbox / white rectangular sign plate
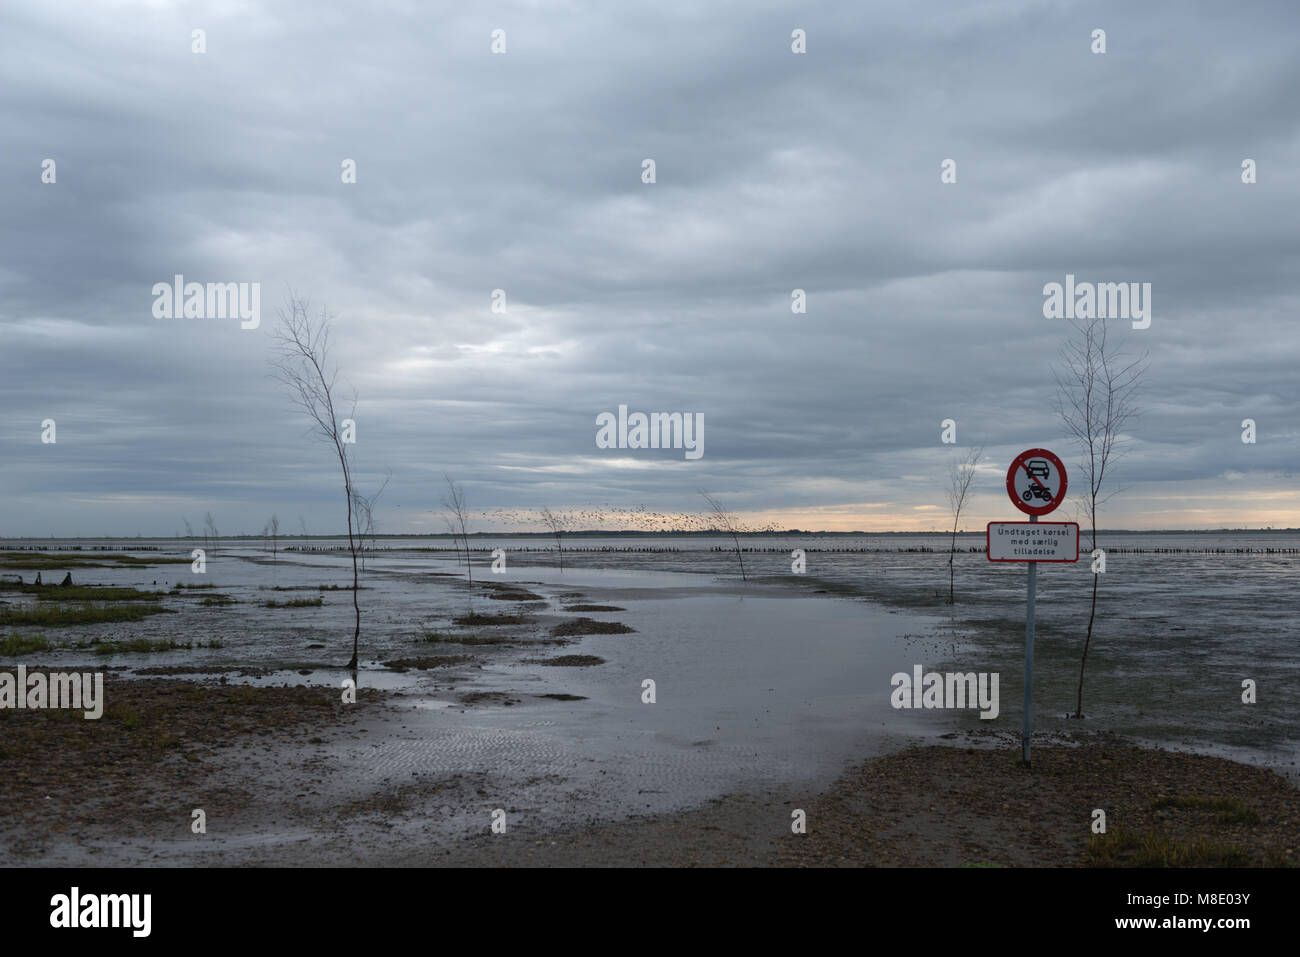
[986,522,1080,562]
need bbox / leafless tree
[352,470,390,571]
[945,446,982,604]
[538,506,573,570]
[268,514,280,563]
[700,490,747,581]
[1053,315,1147,719]
[441,475,474,600]
[203,512,218,556]
[270,294,363,671]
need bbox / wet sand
[5,678,1295,867]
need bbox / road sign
[987,522,1080,562]
[998,448,1071,766]
[1006,447,1067,516]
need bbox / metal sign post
[989,448,1078,766]
[1023,514,1036,764]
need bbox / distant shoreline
[3,528,1297,542]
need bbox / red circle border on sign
[1006,448,1068,516]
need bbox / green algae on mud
[263,597,323,608]
[419,631,510,646]
[384,655,475,671]
[452,612,531,626]
[0,552,190,570]
[525,654,605,667]
[93,637,224,655]
[0,583,162,602]
[0,632,51,655]
[550,617,634,637]
[479,583,545,601]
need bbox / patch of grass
[0,583,161,602]
[458,691,519,706]
[264,597,323,608]
[93,638,196,655]
[0,602,169,627]
[0,553,190,570]
[39,587,160,602]
[0,553,111,570]
[421,630,509,646]
[526,655,605,667]
[102,555,192,566]
[264,584,347,592]
[550,617,635,637]
[452,612,528,626]
[199,595,237,606]
[0,632,50,655]
[959,862,1005,868]
[0,679,383,805]
[1151,795,1263,826]
[1085,828,1256,867]
[483,588,545,601]
[383,656,473,671]
[173,582,217,589]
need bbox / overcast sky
[1,0,1297,536]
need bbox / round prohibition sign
[1006,447,1068,516]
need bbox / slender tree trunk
[1074,523,1099,718]
[732,533,746,581]
[1074,570,1099,718]
[345,481,359,671]
[461,529,473,611]
[948,526,957,604]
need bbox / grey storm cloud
[0,0,1297,536]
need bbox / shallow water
[4,532,1297,792]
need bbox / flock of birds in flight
[475,503,780,535]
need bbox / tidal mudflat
[1,538,1296,866]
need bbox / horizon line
[2,527,1298,540]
